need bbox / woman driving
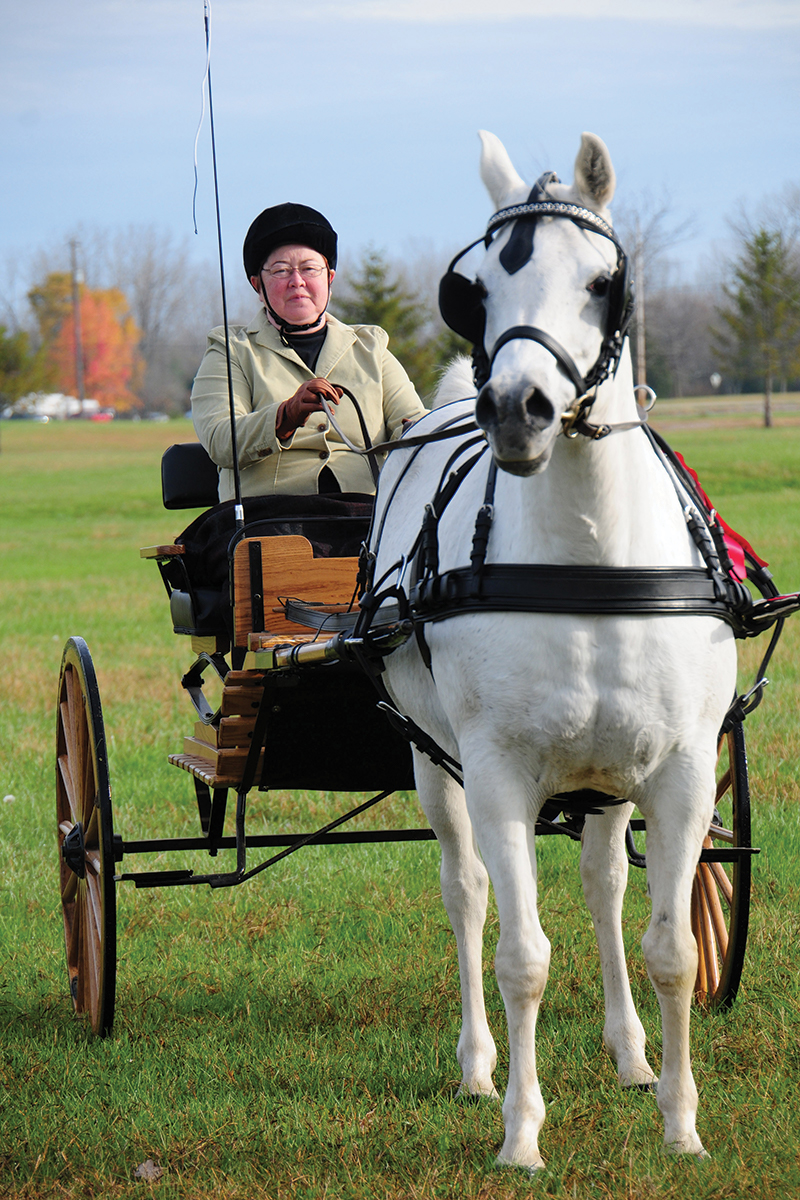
[191,202,426,499]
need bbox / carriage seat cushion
[175,493,374,589]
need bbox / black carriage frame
[56,440,768,1039]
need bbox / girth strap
[411,564,748,631]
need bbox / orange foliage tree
[32,273,144,412]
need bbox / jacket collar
[247,308,357,377]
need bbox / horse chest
[423,615,727,791]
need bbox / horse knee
[495,933,551,1004]
[581,856,627,905]
[440,855,489,919]
[642,920,696,994]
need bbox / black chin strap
[260,272,332,346]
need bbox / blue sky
[2,0,799,296]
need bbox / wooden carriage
[55,443,756,1037]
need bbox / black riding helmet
[243,202,338,278]
[243,203,338,342]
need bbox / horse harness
[438,172,637,438]
[295,186,796,779]
[358,421,766,653]
[344,417,792,790]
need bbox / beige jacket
[191,310,426,499]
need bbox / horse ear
[573,132,616,210]
[479,130,527,210]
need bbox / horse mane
[431,355,474,409]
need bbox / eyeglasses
[262,263,327,281]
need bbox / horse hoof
[496,1154,545,1175]
[664,1139,709,1160]
[456,1084,500,1103]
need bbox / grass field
[1,406,799,1199]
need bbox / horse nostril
[525,388,554,425]
[475,386,498,431]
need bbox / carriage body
[55,436,757,1044]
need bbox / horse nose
[524,388,555,427]
[476,383,555,434]
[475,384,500,433]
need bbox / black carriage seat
[142,445,414,795]
[142,443,374,646]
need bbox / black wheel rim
[55,637,117,1036]
[692,722,751,1010]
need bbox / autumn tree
[714,227,800,426]
[70,225,222,408]
[29,272,144,412]
[23,228,224,411]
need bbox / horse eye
[588,276,610,297]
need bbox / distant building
[4,393,115,420]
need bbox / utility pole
[69,239,86,406]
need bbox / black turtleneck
[284,325,328,372]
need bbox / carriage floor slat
[168,752,240,790]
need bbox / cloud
[261,0,800,26]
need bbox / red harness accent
[673,451,768,582]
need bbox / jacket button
[258,447,273,458]
[319,450,329,459]
[316,423,327,432]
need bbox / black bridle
[438,179,636,427]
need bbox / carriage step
[182,740,265,773]
[116,870,194,889]
[168,753,240,789]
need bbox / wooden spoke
[709,857,734,906]
[61,869,79,905]
[714,767,731,804]
[55,638,117,1037]
[697,869,720,996]
[84,807,99,846]
[691,883,708,1002]
[699,860,729,956]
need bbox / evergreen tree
[714,227,800,426]
[331,247,469,401]
[0,325,47,405]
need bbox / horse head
[440,131,632,476]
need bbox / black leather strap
[411,564,746,630]
[488,325,585,394]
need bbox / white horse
[367,131,736,1170]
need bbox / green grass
[1,413,799,1198]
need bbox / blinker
[438,188,635,397]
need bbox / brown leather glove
[275,379,342,440]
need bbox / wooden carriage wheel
[56,637,117,1036]
[691,721,751,1010]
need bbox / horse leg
[640,774,713,1158]
[412,751,498,1099]
[465,776,550,1172]
[580,804,656,1089]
